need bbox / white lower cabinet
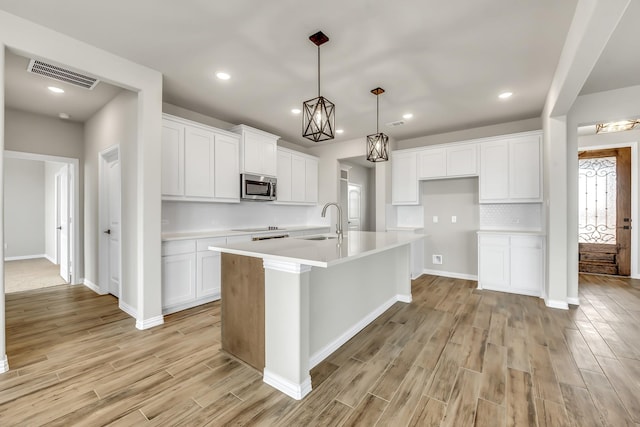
[162,237,225,314]
[477,232,544,297]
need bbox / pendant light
[302,31,335,142]
[366,87,389,162]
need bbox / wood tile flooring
[1,274,640,426]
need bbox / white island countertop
[208,230,425,268]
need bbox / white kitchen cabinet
[477,232,544,297]
[232,124,279,177]
[479,133,542,203]
[161,120,185,197]
[417,144,477,180]
[162,114,240,203]
[275,147,319,204]
[392,150,419,205]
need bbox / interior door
[107,158,121,297]
[578,147,631,275]
[58,165,70,283]
[348,183,361,230]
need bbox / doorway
[348,183,362,230]
[99,146,121,298]
[338,157,375,232]
[578,147,631,275]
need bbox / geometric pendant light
[366,87,389,162]
[302,31,335,142]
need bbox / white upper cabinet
[418,148,446,179]
[479,132,542,203]
[232,124,279,177]
[417,143,477,180]
[392,150,419,205]
[161,114,240,203]
[275,147,319,204]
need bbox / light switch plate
[451,216,457,223]
[433,216,438,223]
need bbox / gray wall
[4,158,45,258]
[422,178,479,276]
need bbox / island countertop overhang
[208,230,425,268]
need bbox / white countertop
[208,230,425,268]
[477,229,546,236]
[162,225,330,241]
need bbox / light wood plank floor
[1,274,640,426]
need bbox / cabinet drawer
[196,237,226,252]
[162,240,196,256]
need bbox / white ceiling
[4,50,122,122]
[0,0,621,146]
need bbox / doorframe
[577,141,638,278]
[98,145,122,297]
[3,150,80,283]
[347,182,362,230]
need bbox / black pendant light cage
[303,31,335,142]
[366,87,389,162]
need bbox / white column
[0,44,8,372]
[262,259,312,400]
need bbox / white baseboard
[263,368,312,400]
[309,295,399,369]
[44,254,56,264]
[567,297,580,306]
[545,299,569,310]
[4,254,47,261]
[423,269,478,281]
[396,293,412,303]
[82,278,108,295]
[162,294,220,315]
[136,316,164,330]
[119,300,137,319]
[0,354,8,373]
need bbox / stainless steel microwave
[240,173,277,201]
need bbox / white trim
[119,300,137,319]
[567,297,580,306]
[0,354,8,373]
[396,293,412,303]
[423,269,478,281]
[309,295,398,368]
[44,254,56,264]
[263,368,312,400]
[263,259,312,274]
[4,254,46,261]
[83,278,108,295]
[162,294,220,315]
[136,316,164,330]
[545,299,569,310]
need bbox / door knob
[56,226,62,230]
[104,229,111,235]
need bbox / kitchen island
[208,230,424,399]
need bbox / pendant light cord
[376,94,380,134]
[317,46,321,97]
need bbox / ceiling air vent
[386,120,405,127]
[27,59,99,90]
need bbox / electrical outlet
[432,254,443,265]
[433,216,438,223]
[451,216,457,223]
[511,218,520,224]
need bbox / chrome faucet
[321,202,343,242]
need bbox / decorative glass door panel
[578,156,616,244]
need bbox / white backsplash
[479,203,543,231]
[162,201,328,233]
[396,205,425,227]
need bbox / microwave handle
[271,182,277,199]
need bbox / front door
[578,147,631,275]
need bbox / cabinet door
[184,126,215,198]
[197,250,221,299]
[418,148,446,179]
[479,141,509,201]
[243,131,264,175]
[161,120,185,196]
[276,150,292,202]
[214,133,240,201]
[305,158,318,203]
[478,235,510,289]
[262,139,278,177]
[291,155,306,202]
[510,236,543,295]
[392,151,419,205]
[447,144,478,177]
[162,253,196,308]
[509,135,541,201]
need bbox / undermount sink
[299,235,338,241]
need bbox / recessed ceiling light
[216,72,231,80]
[58,113,70,120]
[48,86,64,93]
[291,108,301,114]
[336,129,344,134]
[498,91,513,99]
[402,113,413,120]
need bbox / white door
[348,184,362,230]
[100,147,121,297]
[58,165,71,283]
